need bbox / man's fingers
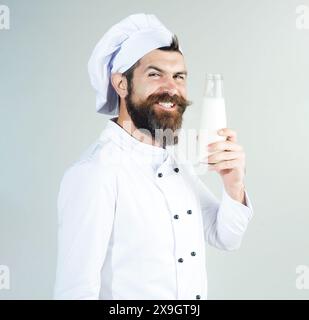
[208,140,243,152]
[217,128,237,142]
[208,151,244,164]
[208,159,244,171]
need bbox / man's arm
[54,161,116,299]
[189,170,253,251]
[224,183,246,205]
[199,128,254,250]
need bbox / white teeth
[158,102,174,108]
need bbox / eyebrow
[144,65,188,76]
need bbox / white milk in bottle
[198,74,227,167]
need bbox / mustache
[144,92,192,109]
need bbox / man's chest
[111,167,205,254]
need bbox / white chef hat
[88,13,181,115]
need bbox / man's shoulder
[60,138,121,189]
[73,135,123,166]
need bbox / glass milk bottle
[198,74,227,166]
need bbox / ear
[111,73,128,98]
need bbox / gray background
[1,0,308,299]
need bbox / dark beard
[125,90,192,147]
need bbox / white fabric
[54,118,254,300]
[88,13,177,115]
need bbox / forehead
[136,49,186,73]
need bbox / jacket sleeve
[189,166,254,251]
[54,161,116,299]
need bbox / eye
[175,74,185,80]
[148,73,160,77]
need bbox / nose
[161,77,178,96]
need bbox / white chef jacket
[54,117,254,300]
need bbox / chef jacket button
[174,214,179,219]
[196,295,201,300]
[178,258,184,263]
[187,209,192,214]
[174,167,179,173]
[158,173,163,178]
[191,251,196,256]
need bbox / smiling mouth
[155,102,176,111]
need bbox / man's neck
[116,114,162,148]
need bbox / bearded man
[54,13,254,300]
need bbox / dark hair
[122,35,181,93]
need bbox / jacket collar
[100,117,180,172]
